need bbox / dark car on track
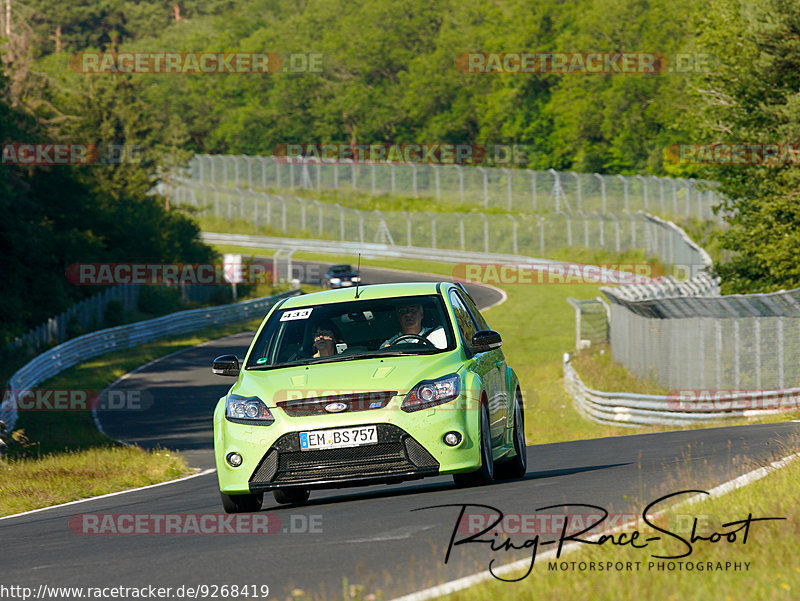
[322,264,361,288]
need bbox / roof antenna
[354,253,362,298]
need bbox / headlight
[352,276,361,282]
[401,373,460,412]
[225,394,274,425]
[329,277,341,284]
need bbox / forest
[2,0,800,345]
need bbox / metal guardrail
[1,290,300,432]
[563,353,799,427]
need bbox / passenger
[311,319,341,357]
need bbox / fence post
[558,211,572,246]
[636,175,647,211]
[528,169,537,212]
[777,316,784,389]
[503,168,512,211]
[733,319,740,389]
[279,196,287,232]
[478,167,488,208]
[260,157,268,188]
[593,173,606,213]
[685,179,692,216]
[297,197,307,231]
[671,179,678,214]
[478,213,489,253]
[571,171,581,211]
[536,216,545,254]
[506,214,518,254]
[253,192,259,226]
[617,174,629,211]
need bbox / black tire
[220,491,263,514]
[273,487,311,505]
[453,404,494,488]
[495,390,527,480]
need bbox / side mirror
[212,354,240,377]
[470,330,502,353]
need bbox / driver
[380,302,447,349]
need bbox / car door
[448,289,504,444]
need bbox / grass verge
[433,450,800,601]
[0,286,315,517]
[0,447,188,517]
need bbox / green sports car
[212,281,527,513]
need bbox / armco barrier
[563,353,800,427]
[1,290,300,432]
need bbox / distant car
[211,282,526,513]
[322,264,361,288]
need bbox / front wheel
[273,487,311,505]
[453,404,494,488]
[495,390,527,480]
[220,491,263,514]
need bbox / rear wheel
[273,487,311,505]
[453,404,494,488]
[220,491,263,514]
[495,390,527,480]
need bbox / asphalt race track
[2,261,798,600]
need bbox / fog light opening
[443,431,462,447]
[226,452,243,467]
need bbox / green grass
[433,448,800,601]
[0,446,188,516]
[0,286,322,516]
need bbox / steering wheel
[388,333,437,349]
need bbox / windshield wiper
[246,350,419,369]
[309,351,418,364]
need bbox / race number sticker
[280,308,313,321]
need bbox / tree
[692,0,800,292]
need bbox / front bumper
[215,394,482,494]
[247,424,439,492]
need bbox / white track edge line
[387,450,800,601]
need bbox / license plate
[299,425,377,451]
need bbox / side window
[461,292,489,331]
[449,290,478,344]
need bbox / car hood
[328,272,358,278]
[234,352,461,407]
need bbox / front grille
[249,424,439,488]
[277,391,396,417]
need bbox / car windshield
[330,265,352,274]
[245,294,456,369]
